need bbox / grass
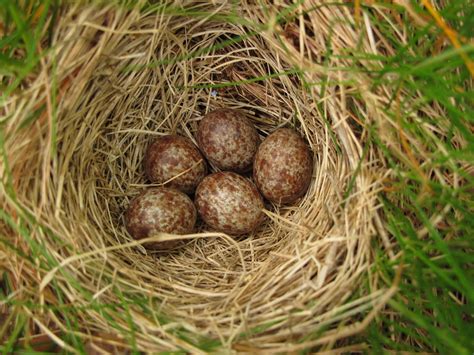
[1,0,473,353]
[352,2,474,352]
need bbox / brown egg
[145,135,207,194]
[253,128,313,205]
[197,109,259,173]
[125,188,196,250]
[195,172,265,235]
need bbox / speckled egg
[197,109,259,173]
[125,188,196,250]
[253,128,313,205]
[195,172,265,235]
[145,135,207,194]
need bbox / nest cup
[3,1,387,351]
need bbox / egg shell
[253,128,313,204]
[125,187,196,250]
[195,172,265,235]
[145,135,207,193]
[197,109,259,173]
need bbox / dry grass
[1,1,399,352]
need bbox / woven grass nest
[3,1,395,352]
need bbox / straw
[1,1,389,351]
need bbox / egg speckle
[197,109,259,173]
[195,172,265,235]
[145,135,207,193]
[125,188,196,250]
[253,128,313,204]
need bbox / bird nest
[1,1,393,352]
